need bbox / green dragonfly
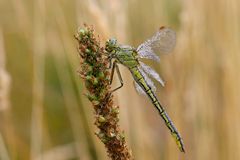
[105,26,185,152]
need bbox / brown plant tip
[75,25,133,160]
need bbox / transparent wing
[139,62,165,87]
[137,44,161,62]
[134,67,156,95]
[119,44,132,49]
[134,81,146,95]
[137,27,176,62]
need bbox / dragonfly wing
[137,67,157,93]
[137,27,176,61]
[137,44,161,62]
[134,81,146,95]
[139,62,165,87]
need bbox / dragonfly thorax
[106,38,139,68]
[114,47,139,68]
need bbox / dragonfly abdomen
[130,66,185,152]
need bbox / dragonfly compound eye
[106,38,117,52]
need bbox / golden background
[0,0,240,159]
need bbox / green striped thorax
[105,38,139,68]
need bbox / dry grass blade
[34,143,76,160]
[0,133,10,160]
[30,0,46,159]
[48,31,92,160]
[0,28,11,111]
[0,28,11,160]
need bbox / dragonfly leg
[109,61,123,93]
[107,57,112,69]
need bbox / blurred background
[1,0,240,159]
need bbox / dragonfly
[105,26,185,152]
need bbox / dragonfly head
[105,38,118,53]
